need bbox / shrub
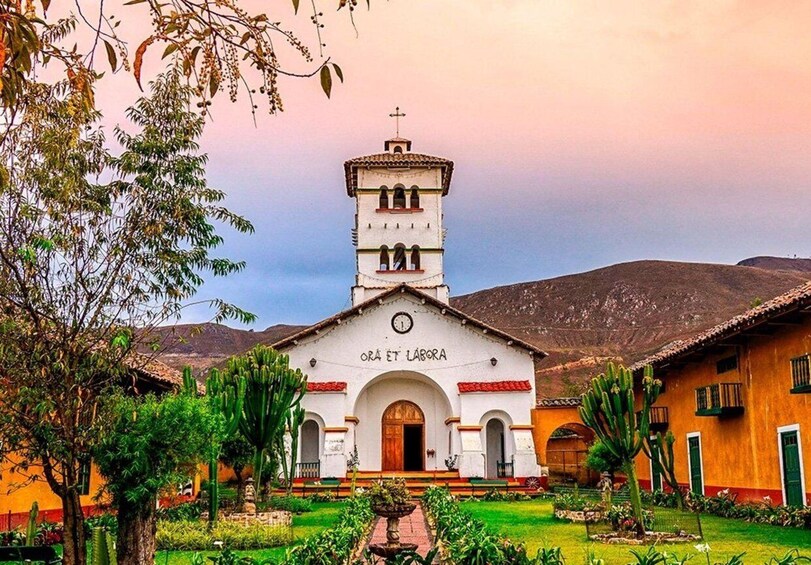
[157,501,203,522]
[551,493,601,513]
[0,529,25,546]
[84,513,118,537]
[482,488,530,502]
[422,486,541,565]
[647,488,811,529]
[368,477,411,508]
[264,496,312,514]
[283,496,373,565]
[156,520,292,550]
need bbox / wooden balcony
[636,406,669,432]
[649,406,669,431]
[695,383,744,416]
[790,355,811,393]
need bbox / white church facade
[273,135,545,481]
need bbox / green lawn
[153,501,343,565]
[461,499,811,563]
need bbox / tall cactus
[579,363,661,535]
[642,430,685,511]
[203,366,246,523]
[227,346,307,498]
[25,501,38,546]
[285,405,306,496]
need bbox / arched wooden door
[382,400,424,472]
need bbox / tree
[0,69,252,565]
[93,389,222,565]
[578,363,661,536]
[1,0,360,114]
[226,345,307,497]
[219,433,254,511]
[584,439,623,478]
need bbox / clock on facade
[391,312,414,334]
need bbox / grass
[461,499,811,563]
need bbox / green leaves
[319,63,344,98]
[103,40,117,72]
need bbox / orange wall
[635,320,811,504]
[0,456,107,528]
[531,406,585,465]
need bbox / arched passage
[353,371,453,472]
[545,423,596,485]
[485,419,505,479]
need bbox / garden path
[367,502,435,558]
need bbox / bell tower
[344,130,454,306]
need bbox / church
[272,130,545,482]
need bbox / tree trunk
[623,462,646,537]
[117,501,157,565]
[61,490,87,565]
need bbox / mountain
[450,260,810,397]
[147,323,305,374]
[150,259,809,398]
[737,256,811,273]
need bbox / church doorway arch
[382,400,425,472]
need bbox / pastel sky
[92,1,811,327]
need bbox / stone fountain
[367,478,418,559]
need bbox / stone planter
[554,508,604,522]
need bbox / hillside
[150,258,809,397]
[146,323,305,374]
[451,260,810,396]
[737,256,811,273]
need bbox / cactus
[228,346,307,497]
[25,501,38,546]
[578,363,661,535]
[284,405,306,495]
[643,430,685,511]
[202,366,246,523]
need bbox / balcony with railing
[497,460,514,479]
[695,383,744,416]
[791,354,811,393]
[296,461,321,479]
[636,406,669,432]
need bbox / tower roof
[344,139,454,196]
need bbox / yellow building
[631,281,811,505]
[0,356,183,530]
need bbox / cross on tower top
[389,106,406,137]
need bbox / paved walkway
[367,502,434,557]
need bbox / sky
[90,1,811,327]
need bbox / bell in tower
[343,112,454,306]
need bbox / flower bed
[647,489,811,529]
[423,486,538,565]
[282,495,373,565]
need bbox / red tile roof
[344,151,454,196]
[631,280,811,373]
[457,380,532,393]
[307,381,347,393]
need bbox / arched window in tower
[379,246,390,271]
[393,186,406,209]
[393,244,407,271]
[410,187,420,209]
[410,245,421,270]
[379,187,389,209]
[393,146,403,154]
